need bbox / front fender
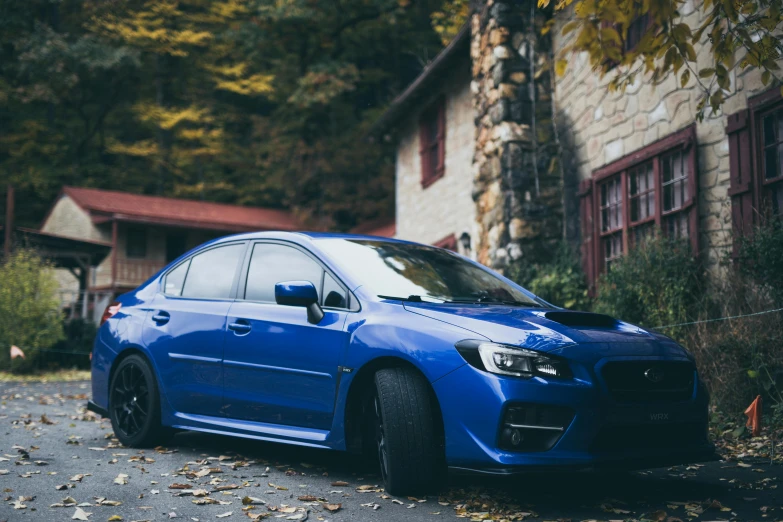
[343,301,485,382]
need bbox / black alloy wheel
[109,354,172,447]
[111,362,149,438]
[374,393,390,483]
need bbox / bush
[683,275,783,414]
[506,242,592,311]
[44,319,96,371]
[593,235,704,336]
[0,250,65,373]
[737,220,783,307]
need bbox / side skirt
[170,412,333,450]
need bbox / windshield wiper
[377,294,446,303]
[447,297,540,307]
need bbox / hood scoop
[544,311,618,328]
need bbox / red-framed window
[580,125,698,289]
[727,88,783,254]
[419,96,446,188]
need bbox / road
[1,380,781,521]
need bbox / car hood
[403,302,681,355]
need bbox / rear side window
[164,261,189,296]
[245,243,323,303]
[179,243,245,299]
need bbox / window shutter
[437,97,446,174]
[726,108,754,256]
[419,115,431,183]
[578,179,596,294]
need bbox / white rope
[653,307,783,330]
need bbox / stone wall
[551,0,781,273]
[395,61,477,253]
[471,0,562,271]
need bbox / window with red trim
[581,125,698,286]
[419,97,446,188]
[727,89,783,255]
[759,105,783,215]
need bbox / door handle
[152,311,170,324]
[228,320,251,334]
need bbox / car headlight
[455,340,572,379]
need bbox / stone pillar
[471,0,562,271]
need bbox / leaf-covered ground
[1,380,782,522]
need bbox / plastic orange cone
[9,345,25,359]
[744,395,762,437]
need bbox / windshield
[316,239,542,306]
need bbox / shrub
[593,235,704,336]
[0,249,65,373]
[737,220,783,307]
[683,275,783,414]
[506,242,592,311]
[43,319,96,371]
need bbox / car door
[143,241,247,418]
[222,241,353,430]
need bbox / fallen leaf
[108,516,123,521]
[330,481,349,487]
[324,503,341,512]
[216,513,232,519]
[72,507,92,520]
[113,474,128,485]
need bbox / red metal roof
[62,186,301,232]
[350,218,396,238]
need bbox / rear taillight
[100,301,122,326]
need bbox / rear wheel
[109,355,172,447]
[372,367,442,495]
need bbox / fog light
[510,429,522,446]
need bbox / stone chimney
[471,0,562,271]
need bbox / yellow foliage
[135,104,213,130]
[106,139,159,157]
[215,74,275,96]
[431,0,470,46]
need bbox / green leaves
[551,0,783,120]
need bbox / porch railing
[115,259,165,287]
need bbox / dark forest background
[0,0,467,230]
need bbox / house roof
[349,218,396,238]
[1,226,111,268]
[371,23,471,136]
[60,186,301,233]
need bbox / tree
[544,0,783,118]
[1,0,447,231]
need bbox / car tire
[109,354,173,448]
[373,367,441,496]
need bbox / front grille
[602,361,695,402]
[590,422,707,452]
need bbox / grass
[0,369,91,382]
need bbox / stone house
[374,0,783,291]
[40,186,301,320]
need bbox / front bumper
[433,358,715,472]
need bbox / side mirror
[275,281,324,324]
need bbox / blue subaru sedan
[89,231,715,494]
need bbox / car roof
[213,230,419,246]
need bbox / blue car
[89,232,715,494]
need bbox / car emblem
[644,367,665,383]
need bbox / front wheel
[373,367,443,496]
[109,354,172,447]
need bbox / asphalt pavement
[1,380,781,521]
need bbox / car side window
[322,272,347,309]
[245,243,324,303]
[164,260,190,296]
[180,243,245,299]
